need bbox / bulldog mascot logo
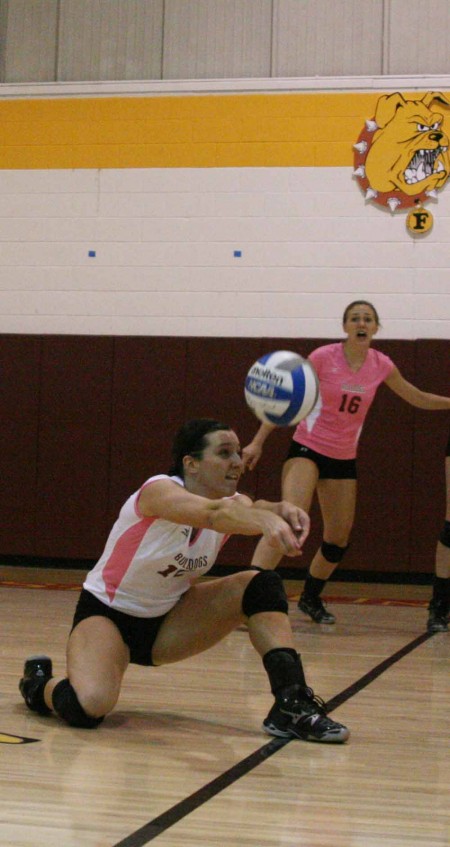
[353,91,450,219]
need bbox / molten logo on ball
[245,350,319,427]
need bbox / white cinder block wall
[0,80,449,340]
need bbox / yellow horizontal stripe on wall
[0,91,443,169]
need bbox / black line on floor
[324,630,433,713]
[112,737,289,847]
[112,629,434,847]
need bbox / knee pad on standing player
[321,540,349,564]
[242,570,289,617]
[52,679,104,729]
[439,520,450,548]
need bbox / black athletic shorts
[285,440,357,480]
[71,588,168,666]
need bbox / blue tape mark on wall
[233,250,242,257]
[88,250,96,257]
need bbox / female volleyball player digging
[243,300,450,625]
[19,419,349,743]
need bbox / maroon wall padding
[410,340,450,570]
[107,337,187,528]
[184,337,262,445]
[351,340,416,572]
[34,336,114,558]
[0,334,448,573]
[0,336,41,554]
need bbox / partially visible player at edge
[19,418,349,743]
[428,428,450,633]
[242,301,450,625]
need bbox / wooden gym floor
[0,567,448,847]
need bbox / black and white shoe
[427,601,449,633]
[263,686,349,743]
[19,655,53,715]
[298,593,336,624]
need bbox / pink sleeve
[379,352,395,380]
[308,345,327,377]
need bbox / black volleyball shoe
[298,593,336,624]
[427,601,449,633]
[19,655,53,715]
[263,685,349,743]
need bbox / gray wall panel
[1,0,58,82]
[58,0,163,82]
[386,0,450,75]
[272,0,383,76]
[162,0,273,79]
[1,0,450,86]
[0,0,8,81]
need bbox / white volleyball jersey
[84,475,230,617]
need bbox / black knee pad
[242,570,288,617]
[321,540,349,564]
[439,520,450,548]
[52,679,104,729]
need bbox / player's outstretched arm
[138,479,304,556]
[252,499,310,548]
[241,423,277,471]
[385,367,450,409]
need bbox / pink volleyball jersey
[293,343,395,460]
[84,475,231,617]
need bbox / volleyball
[244,350,319,426]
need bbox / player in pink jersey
[427,428,450,632]
[243,301,450,624]
[19,419,350,743]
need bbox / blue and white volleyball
[244,350,319,426]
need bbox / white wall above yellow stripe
[0,79,449,338]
